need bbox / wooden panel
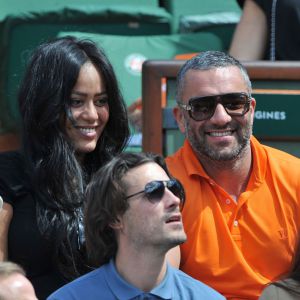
[0,133,20,152]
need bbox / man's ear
[251,97,256,111]
[250,97,256,122]
[173,106,186,133]
[109,217,123,230]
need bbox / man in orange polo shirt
[166,51,300,299]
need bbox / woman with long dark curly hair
[0,36,130,299]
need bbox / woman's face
[65,62,109,154]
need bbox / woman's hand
[0,201,13,261]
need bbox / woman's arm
[229,0,268,60]
[0,201,13,261]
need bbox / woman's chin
[75,141,98,155]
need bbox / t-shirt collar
[104,259,173,300]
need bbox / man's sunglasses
[177,92,252,121]
[125,179,185,208]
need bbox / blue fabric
[47,259,225,300]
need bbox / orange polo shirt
[166,136,300,300]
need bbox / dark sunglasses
[125,179,185,208]
[177,92,251,121]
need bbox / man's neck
[199,147,253,200]
[115,248,167,292]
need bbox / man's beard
[184,117,252,162]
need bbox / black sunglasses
[125,179,185,208]
[177,92,251,121]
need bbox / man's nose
[164,188,181,209]
[209,103,232,125]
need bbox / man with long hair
[48,152,224,300]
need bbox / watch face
[0,196,3,210]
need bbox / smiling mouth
[78,127,97,133]
[207,130,234,137]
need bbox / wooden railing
[0,133,20,152]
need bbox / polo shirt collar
[104,259,173,300]
[181,139,210,179]
[181,136,267,185]
[148,264,173,299]
[248,136,267,187]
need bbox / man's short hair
[176,50,252,101]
